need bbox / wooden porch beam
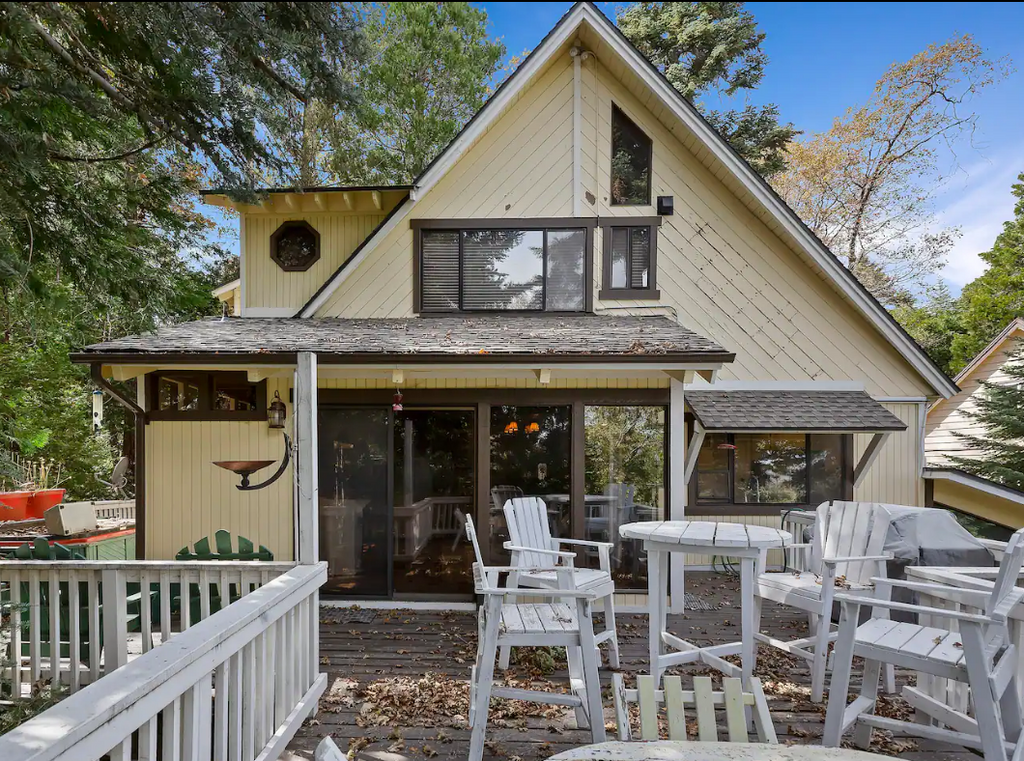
[313,192,327,211]
[295,352,318,564]
[668,376,686,614]
[853,432,891,488]
[342,192,353,210]
[371,190,382,210]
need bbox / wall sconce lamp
[268,390,287,429]
[214,433,292,491]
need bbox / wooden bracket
[853,432,891,487]
[371,190,382,210]
[683,421,706,485]
[534,368,552,385]
[392,369,405,385]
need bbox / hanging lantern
[393,391,404,412]
[268,390,287,429]
[524,422,540,434]
[504,420,519,434]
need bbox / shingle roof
[74,315,734,363]
[686,390,908,432]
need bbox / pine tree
[950,342,1024,490]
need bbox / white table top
[619,521,790,550]
[548,741,882,761]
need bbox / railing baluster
[48,569,60,689]
[138,715,158,761]
[68,569,81,693]
[160,569,172,643]
[182,674,213,761]
[200,568,211,621]
[264,620,276,741]
[214,659,230,761]
[140,570,152,653]
[228,650,243,761]
[88,573,100,684]
[29,571,41,685]
[254,632,267,748]
[162,696,183,761]
[10,569,23,699]
[274,614,287,729]
[243,641,256,759]
[181,569,192,631]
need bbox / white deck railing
[0,560,296,698]
[0,561,327,761]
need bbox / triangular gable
[297,1,957,399]
[954,318,1024,385]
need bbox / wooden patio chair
[500,496,620,669]
[754,500,895,702]
[464,515,605,761]
[823,527,1024,761]
[174,530,274,620]
[612,673,778,743]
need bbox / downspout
[91,364,147,559]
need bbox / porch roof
[686,390,908,432]
[72,314,735,365]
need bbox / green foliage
[948,172,1024,373]
[891,283,965,377]
[584,406,664,507]
[617,1,797,176]
[950,342,1024,490]
[327,2,505,184]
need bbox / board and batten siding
[242,212,388,312]
[926,331,1023,465]
[854,402,926,506]
[144,377,294,561]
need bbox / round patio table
[548,741,880,761]
[618,521,790,688]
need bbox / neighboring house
[925,318,1024,529]
[71,3,957,606]
[214,278,241,316]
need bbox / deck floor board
[285,572,977,761]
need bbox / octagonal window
[271,220,320,272]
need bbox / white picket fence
[0,561,327,761]
[0,560,296,698]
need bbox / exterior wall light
[268,390,287,429]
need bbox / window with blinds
[600,222,659,298]
[418,226,587,312]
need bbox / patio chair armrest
[822,554,892,565]
[556,538,614,550]
[833,593,994,625]
[784,543,815,549]
[869,577,993,607]
[502,543,576,560]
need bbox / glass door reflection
[318,407,392,596]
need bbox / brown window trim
[146,371,268,421]
[270,220,321,272]
[599,217,661,300]
[610,103,653,207]
[411,218,597,314]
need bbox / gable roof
[954,318,1024,384]
[296,2,957,399]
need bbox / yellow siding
[854,402,925,506]
[926,332,1024,465]
[144,378,294,560]
[242,212,388,311]
[931,478,1023,529]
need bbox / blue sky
[481,2,1024,293]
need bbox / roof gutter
[90,363,145,418]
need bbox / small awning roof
[686,390,908,433]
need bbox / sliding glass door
[318,407,392,596]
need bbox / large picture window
[415,221,592,313]
[610,104,652,206]
[693,432,850,507]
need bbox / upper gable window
[414,221,594,313]
[610,105,652,206]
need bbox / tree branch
[47,139,162,163]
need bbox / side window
[599,220,660,299]
[148,371,267,421]
[610,104,652,206]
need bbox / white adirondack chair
[613,673,778,744]
[754,500,895,703]
[823,527,1024,761]
[464,515,606,761]
[500,496,620,669]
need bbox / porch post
[668,375,686,614]
[295,352,318,564]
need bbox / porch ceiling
[686,390,908,433]
[71,315,735,366]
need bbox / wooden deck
[286,573,976,761]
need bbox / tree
[891,282,964,377]
[617,2,797,177]
[950,341,1024,490]
[948,171,1024,373]
[772,36,1009,305]
[327,3,505,184]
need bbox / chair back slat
[504,497,556,569]
[988,527,1024,618]
[490,485,524,514]
[817,501,890,584]
[465,515,485,569]
[612,674,777,745]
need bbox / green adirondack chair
[174,530,274,620]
